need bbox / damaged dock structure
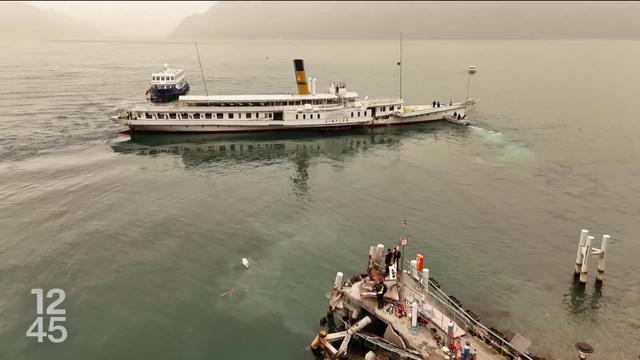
[310,243,538,360]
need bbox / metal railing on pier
[402,260,533,360]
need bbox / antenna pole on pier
[195,40,209,96]
[400,217,407,274]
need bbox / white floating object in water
[242,258,250,268]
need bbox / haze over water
[0,38,639,359]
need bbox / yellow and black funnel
[293,59,310,95]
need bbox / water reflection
[563,276,603,321]
[110,123,469,195]
[291,152,309,198]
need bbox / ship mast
[195,40,209,96]
[399,32,403,101]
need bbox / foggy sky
[4,1,640,40]
[26,1,215,37]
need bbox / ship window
[256,113,259,118]
[169,113,176,119]
[269,113,272,118]
[296,114,298,119]
[228,113,234,119]
[205,113,212,119]
[358,111,360,117]
[302,114,306,120]
[145,113,152,119]
[216,113,223,119]
[351,112,354,117]
[246,113,252,119]
[193,113,200,119]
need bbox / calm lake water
[0,39,639,359]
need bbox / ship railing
[366,98,403,106]
[401,260,533,360]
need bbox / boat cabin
[151,63,188,90]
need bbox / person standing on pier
[393,246,401,268]
[375,280,387,309]
[384,248,393,275]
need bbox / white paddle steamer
[113,59,475,133]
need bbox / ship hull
[147,83,190,103]
[114,103,473,134]
[119,123,365,134]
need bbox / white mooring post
[575,229,589,275]
[579,236,593,283]
[410,260,417,279]
[375,244,385,266]
[596,234,609,282]
[575,229,610,284]
[411,300,418,327]
[422,268,430,294]
[334,272,344,290]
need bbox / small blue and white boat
[146,63,190,103]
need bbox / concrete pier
[319,244,535,360]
